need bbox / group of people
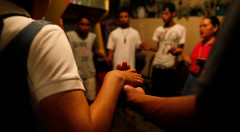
[69,2,220,100]
[1,0,239,131]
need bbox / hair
[9,0,34,14]
[77,14,90,23]
[118,7,132,17]
[162,2,176,13]
[204,16,221,35]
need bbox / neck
[164,21,175,28]
[121,24,129,29]
[77,31,88,39]
[202,36,216,45]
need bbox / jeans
[181,73,198,96]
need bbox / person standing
[107,7,149,70]
[66,16,108,103]
[172,16,220,95]
[151,2,186,97]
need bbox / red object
[190,40,215,74]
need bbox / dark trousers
[151,67,175,97]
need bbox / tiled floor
[111,108,165,132]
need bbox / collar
[201,39,216,46]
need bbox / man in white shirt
[151,2,186,97]
[107,7,149,70]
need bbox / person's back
[0,0,144,131]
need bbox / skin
[77,18,109,62]
[173,18,219,65]
[107,12,150,65]
[77,18,91,39]
[117,62,197,131]
[151,10,184,52]
[29,1,144,131]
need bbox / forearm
[127,93,197,125]
[89,71,125,131]
[108,50,113,61]
[181,50,192,65]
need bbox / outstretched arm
[123,85,197,130]
[40,70,143,132]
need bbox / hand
[123,85,145,102]
[140,43,150,50]
[123,69,144,86]
[150,47,158,51]
[117,61,130,71]
[124,85,145,94]
[105,69,143,87]
[196,58,206,67]
[105,56,112,65]
[168,47,182,56]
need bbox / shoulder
[129,27,139,34]
[154,26,164,31]
[111,27,121,33]
[88,32,96,38]
[175,24,186,30]
[66,30,77,36]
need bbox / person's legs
[84,77,97,103]
[181,73,197,96]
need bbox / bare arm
[107,49,114,64]
[40,70,143,132]
[123,85,197,128]
[172,47,192,65]
[93,43,109,63]
[150,42,159,51]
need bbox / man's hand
[168,47,182,56]
[117,61,130,71]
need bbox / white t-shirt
[107,27,142,69]
[66,31,96,79]
[0,1,85,102]
[152,24,186,68]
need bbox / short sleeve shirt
[107,27,142,69]
[152,24,186,68]
[0,1,85,102]
[190,40,214,74]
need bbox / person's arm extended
[40,70,143,132]
[107,49,114,64]
[150,42,159,51]
[124,85,197,128]
[172,47,192,65]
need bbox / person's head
[162,2,176,26]
[77,15,91,35]
[9,0,50,19]
[118,7,131,28]
[200,16,220,40]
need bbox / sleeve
[152,27,160,42]
[179,26,186,45]
[135,31,142,48]
[65,31,74,49]
[106,31,115,50]
[28,25,85,102]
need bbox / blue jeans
[181,73,198,96]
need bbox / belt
[153,65,173,70]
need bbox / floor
[111,107,165,132]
